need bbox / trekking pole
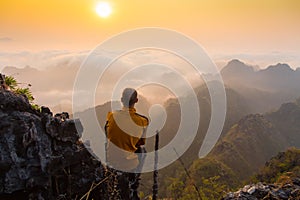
[152,130,159,200]
[104,121,108,163]
[173,148,202,200]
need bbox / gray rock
[0,90,106,199]
[223,181,300,200]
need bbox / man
[105,88,148,199]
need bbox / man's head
[121,88,138,108]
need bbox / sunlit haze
[1,0,300,112]
[95,2,112,18]
[1,0,299,57]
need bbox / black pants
[117,171,140,200]
[106,147,146,200]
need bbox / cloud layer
[1,49,206,114]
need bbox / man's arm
[135,114,149,148]
[135,126,147,147]
[105,112,113,136]
[104,121,109,136]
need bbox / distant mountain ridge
[221,59,300,90]
[182,98,300,196]
[155,97,300,199]
[221,59,300,113]
[208,114,287,179]
[3,59,300,114]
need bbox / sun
[95,2,112,18]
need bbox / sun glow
[95,2,112,18]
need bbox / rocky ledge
[223,178,300,200]
[0,90,105,199]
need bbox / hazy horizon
[1,49,300,72]
[2,57,300,115]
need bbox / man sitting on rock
[105,88,148,200]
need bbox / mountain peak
[226,59,251,69]
[3,65,40,74]
[228,59,245,65]
[235,114,273,134]
[278,102,300,114]
[267,101,300,122]
[221,59,255,76]
[264,63,293,73]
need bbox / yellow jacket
[105,107,148,171]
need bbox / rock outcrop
[0,90,105,199]
[223,148,300,200]
[223,179,300,200]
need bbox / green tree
[4,75,18,90]
[254,147,300,183]
[4,75,40,111]
[15,87,34,102]
[199,176,228,199]
[167,177,185,199]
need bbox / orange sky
[0,0,300,67]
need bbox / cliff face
[0,90,105,199]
